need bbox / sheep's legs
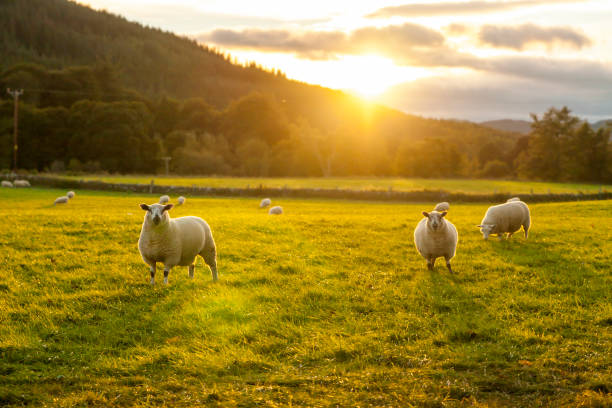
[163,268,170,285]
[507,232,513,239]
[150,264,156,285]
[189,264,195,279]
[444,256,453,273]
[202,246,218,281]
[427,257,435,271]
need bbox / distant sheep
[54,196,69,205]
[14,180,31,187]
[260,198,271,208]
[177,196,185,206]
[159,195,170,204]
[478,200,530,240]
[506,197,520,202]
[138,203,217,284]
[67,191,75,199]
[268,206,283,215]
[1,180,13,188]
[414,210,458,273]
[433,202,449,212]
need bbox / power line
[7,88,23,171]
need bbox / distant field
[64,175,612,194]
[1,188,610,406]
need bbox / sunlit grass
[1,188,610,406]
[63,174,611,194]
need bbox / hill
[0,0,522,176]
[591,119,612,131]
[479,119,532,134]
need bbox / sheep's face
[140,203,173,226]
[422,211,447,231]
[478,224,496,240]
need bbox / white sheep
[260,198,271,208]
[177,196,185,206]
[506,197,520,202]
[54,196,69,205]
[433,202,449,212]
[414,210,458,273]
[1,180,13,188]
[268,206,283,215]
[14,180,31,187]
[478,200,530,240]
[138,203,217,285]
[159,195,170,204]
[67,191,75,199]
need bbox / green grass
[63,174,612,195]
[1,188,610,407]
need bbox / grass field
[1,188,611,407]
[63,175,612,195]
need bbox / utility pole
[161,156,171,176]
[7,88,23,171]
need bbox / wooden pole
[7,88,23,171]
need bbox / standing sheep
[67,191,75,199]
[268,206,283,215]
[159,195,170,204]
[14,180,31,187]
[506,197,520,202]
[1,181,13,188]
[260,198,271,208]
[54,196,69,205]
[138,203,217,284]
[478,200,530,240]
[433,202,449,212]
[414,210,458,273]
[177,196,185,206]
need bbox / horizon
[76,0,612,122]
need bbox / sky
[77,0,612,121]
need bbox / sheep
[260,198,271,208]
[478,200,530,240]
[54,196,69,205]
[159,195,170,204]
[1,180,13,188]
[177,196,185,206]
[414,210,458,273]
[268,206,283,215]
[67,191,75,199]
[506,197,520,202]
[138,203,217,285]
[433,201,449,212]
[14,180,31,187]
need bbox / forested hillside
[2,0,608,182]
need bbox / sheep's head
[477,224,496,240]
[422,211,447,231]
[140,203,173,226]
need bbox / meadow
[1,187,610,407]
[63,175,612,195]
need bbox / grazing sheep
[54,196,69,205]
[506,197,520,202]
[478,200,530,240]
[433,202,449,212]
[138,203,217,285]
[268,206,283,215]
[260,198,271,208]
[1,180,13,188]
[159,195,170,204]
[177,196,185,206]
[414,210,458,273]
[67,191,75,199]
[14,180,31,187]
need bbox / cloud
[367,0,583,18]
[380,73,612,121]
[201,23,444,59]
[479,24,591,50]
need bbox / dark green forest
[0,0,610,181]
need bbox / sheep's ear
[140,204,150,211]
[440,211,447,217]
[422,211,429,218]
[163,204,173,212]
